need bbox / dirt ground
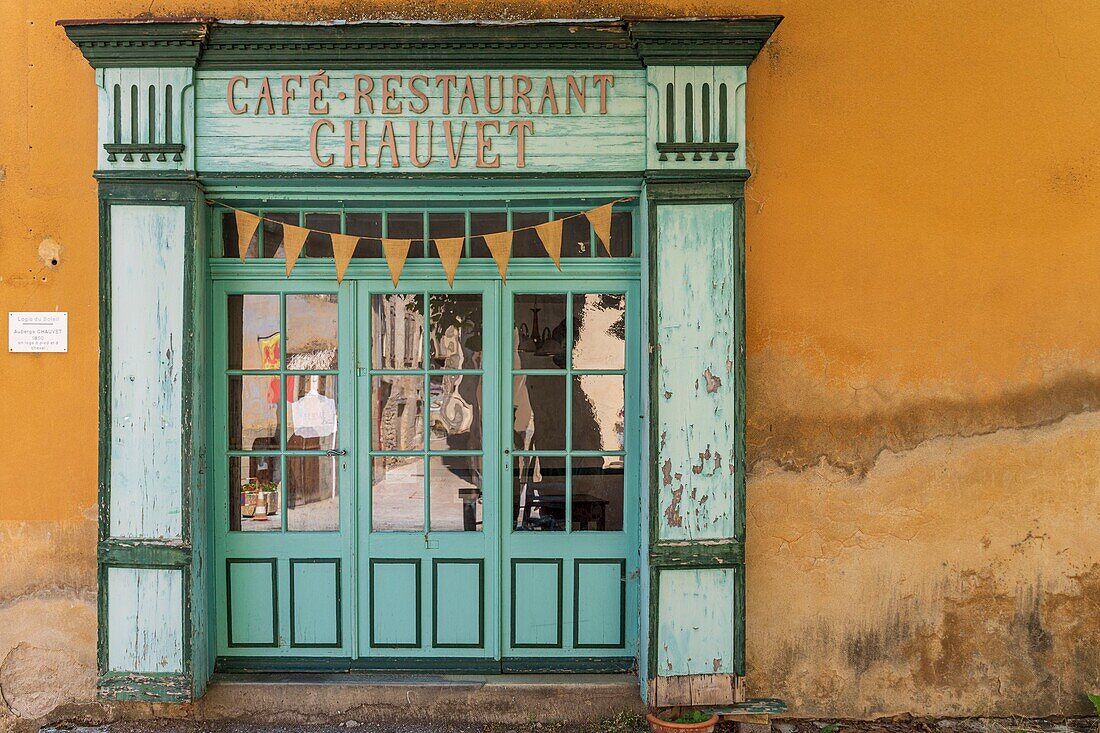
[38,714,1100,733]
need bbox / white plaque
[8,312,68,353]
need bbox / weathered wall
[1,0,1097,725]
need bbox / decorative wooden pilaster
[63,21,211,702]
[639,42,772,707]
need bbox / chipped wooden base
[649,673,745,707]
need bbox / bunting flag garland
[382,238,413,286]
[534,218,564,270]
[584,203,614,256]
[235,210,261,262]
[215,196,633,286]
[435,237,464,286]
[282,223,310,277]
[331,233,360,283]
[483,230,513,282]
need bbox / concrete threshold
[197,673,645,725]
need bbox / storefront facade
[61,17,780,706]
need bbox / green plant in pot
[646,708,719,733]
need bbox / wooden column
[641,56,753,708]
[63,22,211,702]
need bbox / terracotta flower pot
[646,712,719,733]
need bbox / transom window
[217,204,636,260]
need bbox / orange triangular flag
[382,238,413,286]
[282,223,310,277]
[483,230,513,281]
[235,210,261,261]
[534,219,564,270]
[585,203,614,256]
[435,237,464,287]
[331,233,359,283]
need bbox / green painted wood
[109,204,186,539]
[656,567,739,676]
[369,560,421,647]
[290,559,341,648]
[511,559,563,648]
[432,559,484,648]
[574,559,626,648]
[106,566,185,673]
[226,559,278,647]
[193,70,646,174]
[654,203,738,542]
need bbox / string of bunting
[215,197,635,286]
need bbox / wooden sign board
[194,69,648,173]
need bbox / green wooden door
[356,279,501,666]
[211,201,641,671]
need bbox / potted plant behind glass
[646,710,720,733]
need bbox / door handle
[325,449,348,456]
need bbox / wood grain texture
[107,567,184,674]
[656,567,738,676]
[655,203,738,542]
[109,204,185,539]
[194,70,646,173]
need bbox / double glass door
[216,276,639,670]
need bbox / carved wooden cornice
[60,18,782,70]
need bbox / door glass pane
[387,212,425,257]
[348,213,383,258]
[513,375,565,451]
[372,376,424,451]
[372,294,424,369]
[430,375,481,451]
[512,211,549,257]
[286,294,338,370]
[286,455,339,531]
[430,293,482,369]
[264,212,298,258]
[571,293,625,370]
[513,293,566,368]
[231,455,282,531]
[229,375,281,451]
[572,375,625,452]
[513,455,566,531]
[571,457,624,531]
[287,375,338,451]
[227,294,279,370]
[469,212,507,258]
[429,455,482,532]
[597,210,633,257]
[372,456,424,532]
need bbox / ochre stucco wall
[1,0,1098,725]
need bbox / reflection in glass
[288,375,338,451]
[372,456,424,532]
[227,294,280,370]
[571,293,625,370]
[571,458,624,531]
[287,294,338,370]
[429,455,482,532]
[387,212,425,257]
[372,376,424,451]
[264,213,298,258]
[573,375,625,452]
[559,211,591,258]
[513,294,566,369]
[347,213,383,258]
[303,212,340,257]
[286,455,339,531]
[229,375,280,451]
[429,293,482,369]
[469,212,507,258]
[513,375,565,451]
[511,212,550,257]
[231,455,282,531]
[513,455,566,531]
[372,294,424,369]
[430,375,481,451]
[597,211,633,257]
